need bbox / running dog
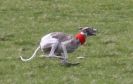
[20,27,96,65]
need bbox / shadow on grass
[0,33,14,41]
[60,62,80,67]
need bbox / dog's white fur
[20,33,77,63]
[20,27,96,64]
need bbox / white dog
[20,27,96,65]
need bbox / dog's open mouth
[92,28,97,35]
[89,28,96,36]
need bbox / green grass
[0,0,133,84]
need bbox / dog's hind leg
[48,39,59,57]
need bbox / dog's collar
[75,32,86,45]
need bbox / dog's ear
[79,27,83,30]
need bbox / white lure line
[20,46,40,62]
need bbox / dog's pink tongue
[75,32,86,45]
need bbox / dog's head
[79,27,96,36]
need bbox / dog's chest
[51,32,80,52]
[66,39,80,52]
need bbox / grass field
[0,0,133,84]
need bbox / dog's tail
[20,46,40,62]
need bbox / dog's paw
[45,55,55,58]
[61,61,80,67]
[77,56,85,59]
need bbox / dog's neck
[75,32,87,45]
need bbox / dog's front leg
[60,42,69,64]
[60,44,80,66]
